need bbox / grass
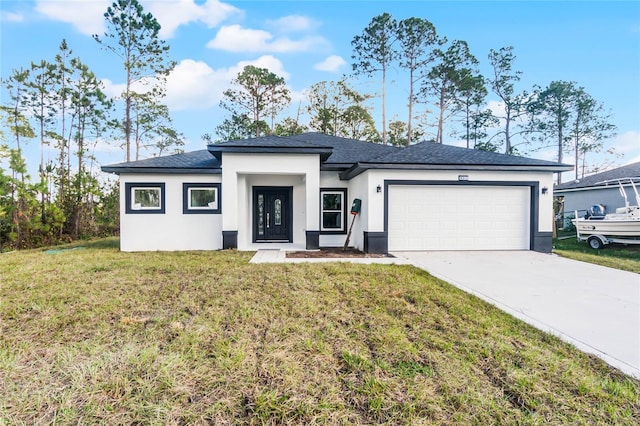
[553,236,640,273]
[1,237,639,424]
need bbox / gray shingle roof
[101,150,220,174]
[209,132,400,165]
[102,133,571,176]
[368,140,567,167]
[288,133,401,164]
[555,162,640,190]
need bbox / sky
[1,0,639,179]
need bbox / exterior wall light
[542,186,548,194]
[376,185,382,193]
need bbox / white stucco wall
[319,171,354,248]
[119,174,222,251]
[365,169,555,235]
[221,153,320,250]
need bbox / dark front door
[254,187,292,242]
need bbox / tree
[274,117,308,136]
[351,13,398,145]
[488,46,526,154]
[305,78,378,140]
[527,81,616,182]
[388,119,425,147]
[220,65,290,138]
[93,0,175,162]
[527,81,577,171]
[396,17,441,145]
[130,94,183,158]
[469,109,500,151]
[569,90,617,180]
[212,114,255,142]
[421,40,478,144]
[454,69,488,148]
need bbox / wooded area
[0,1,617,250]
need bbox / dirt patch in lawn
[286,247,389,258]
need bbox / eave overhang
[207,145,333,162]
[101,166,222,175]
[339,162,574,180]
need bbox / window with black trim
[320,188,347,233]
[125,182,165,214]
[183,182,221,214]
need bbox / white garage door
[388,185,530,251]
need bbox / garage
[388,184,531,251]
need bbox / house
[554,162,640,217]
[101,133,572,253]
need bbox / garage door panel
[388,185,530,251]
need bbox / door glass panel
[258,194,264,236]
[274,198,282,225]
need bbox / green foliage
[0,38,120,250]
[422,40,479,145]
[274,117,308,136]
[396,17,442,144]
[528,81,617,181]
[487,46,528,154]
[219,65,291,138]
[305,78,379,141]
[93,0,176,162]
[351,13,399,144]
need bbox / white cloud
[611,130,640,157]
[35,0,109,35]
[0,10,24,22]
[35,0,240,38]
[266,15,319,33]
[314,55,346,72]
[163,56,290,111]
[146,0,242,39]
[207,24,327,53]
[101,77,158,99]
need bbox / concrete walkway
[392,251,640,378]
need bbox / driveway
[391,251,640,378]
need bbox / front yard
[1,238,638,424]
[553,237,640,273]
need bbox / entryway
[253,187,293,242]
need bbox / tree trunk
[437,85,445,144]
[504,106,511,154]
[381,63,387,144]
[407,68,414,145]
[125,72,131,162]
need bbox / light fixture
[376,185,382,193]
[542,186,548,194]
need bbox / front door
[254,187,292,242]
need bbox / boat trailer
[576,231,640,250]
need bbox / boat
[572,177,640,248]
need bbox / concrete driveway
[391,251,640,378]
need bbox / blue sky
[1,0,639,176]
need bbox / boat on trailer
[572,177,640,249]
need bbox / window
[320,188,347,233]
[183,183,221,214]
[125,183,165,214]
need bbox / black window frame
[183,182,221,214]
[125,182,166,214]
[320,188,347,234]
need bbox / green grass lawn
[1,238,638,424]
[553,237,640,274]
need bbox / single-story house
[101,133,572,253]
[554,162,640,216]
